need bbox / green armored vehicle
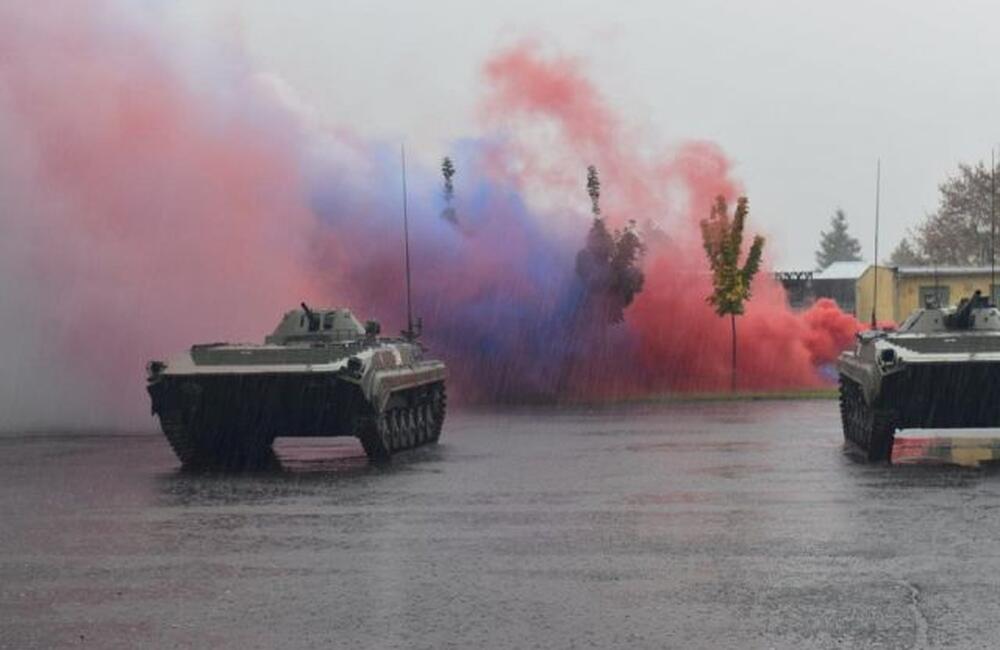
[839,291,1000,462]
[147,304,447,468]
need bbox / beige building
[856,266,1000,323]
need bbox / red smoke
[0,8,872,426]
[0,2,322,422]
[801,298,867,365]
[481,44,867,394]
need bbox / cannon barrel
[300,302,319,329]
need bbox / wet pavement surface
[4,399,1000,649]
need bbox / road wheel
[358,413,392,462]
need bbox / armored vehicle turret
[838,291,1000,462]
[146,304,447,468]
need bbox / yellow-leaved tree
[700,196,765,391]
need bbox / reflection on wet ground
[5,400,1000,648]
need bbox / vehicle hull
[839,355,1000,462]
[148,366,446,469]
[881,362,1000,429]
[148,372,367,440]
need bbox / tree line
[813,159,1000,270]
[889,161,1000,266]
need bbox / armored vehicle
[839,291,1000,462]
[147,304,447,468]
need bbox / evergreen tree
[575,165,645,323]
[815,208,862,270]
[701,196,765,391]
[441,156,456,223]
[586,164,601,216]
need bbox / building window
[323,312,335,330]
[919,285,950,308]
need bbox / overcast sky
[168,0,1000,269]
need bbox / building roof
[896,266,1000,277]
[814,260,870,281]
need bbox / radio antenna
[871,158,881,329]
[992,148,996,305]
[400,144,414,340]
[933,258,939,308]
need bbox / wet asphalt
[3,400,1000,649]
